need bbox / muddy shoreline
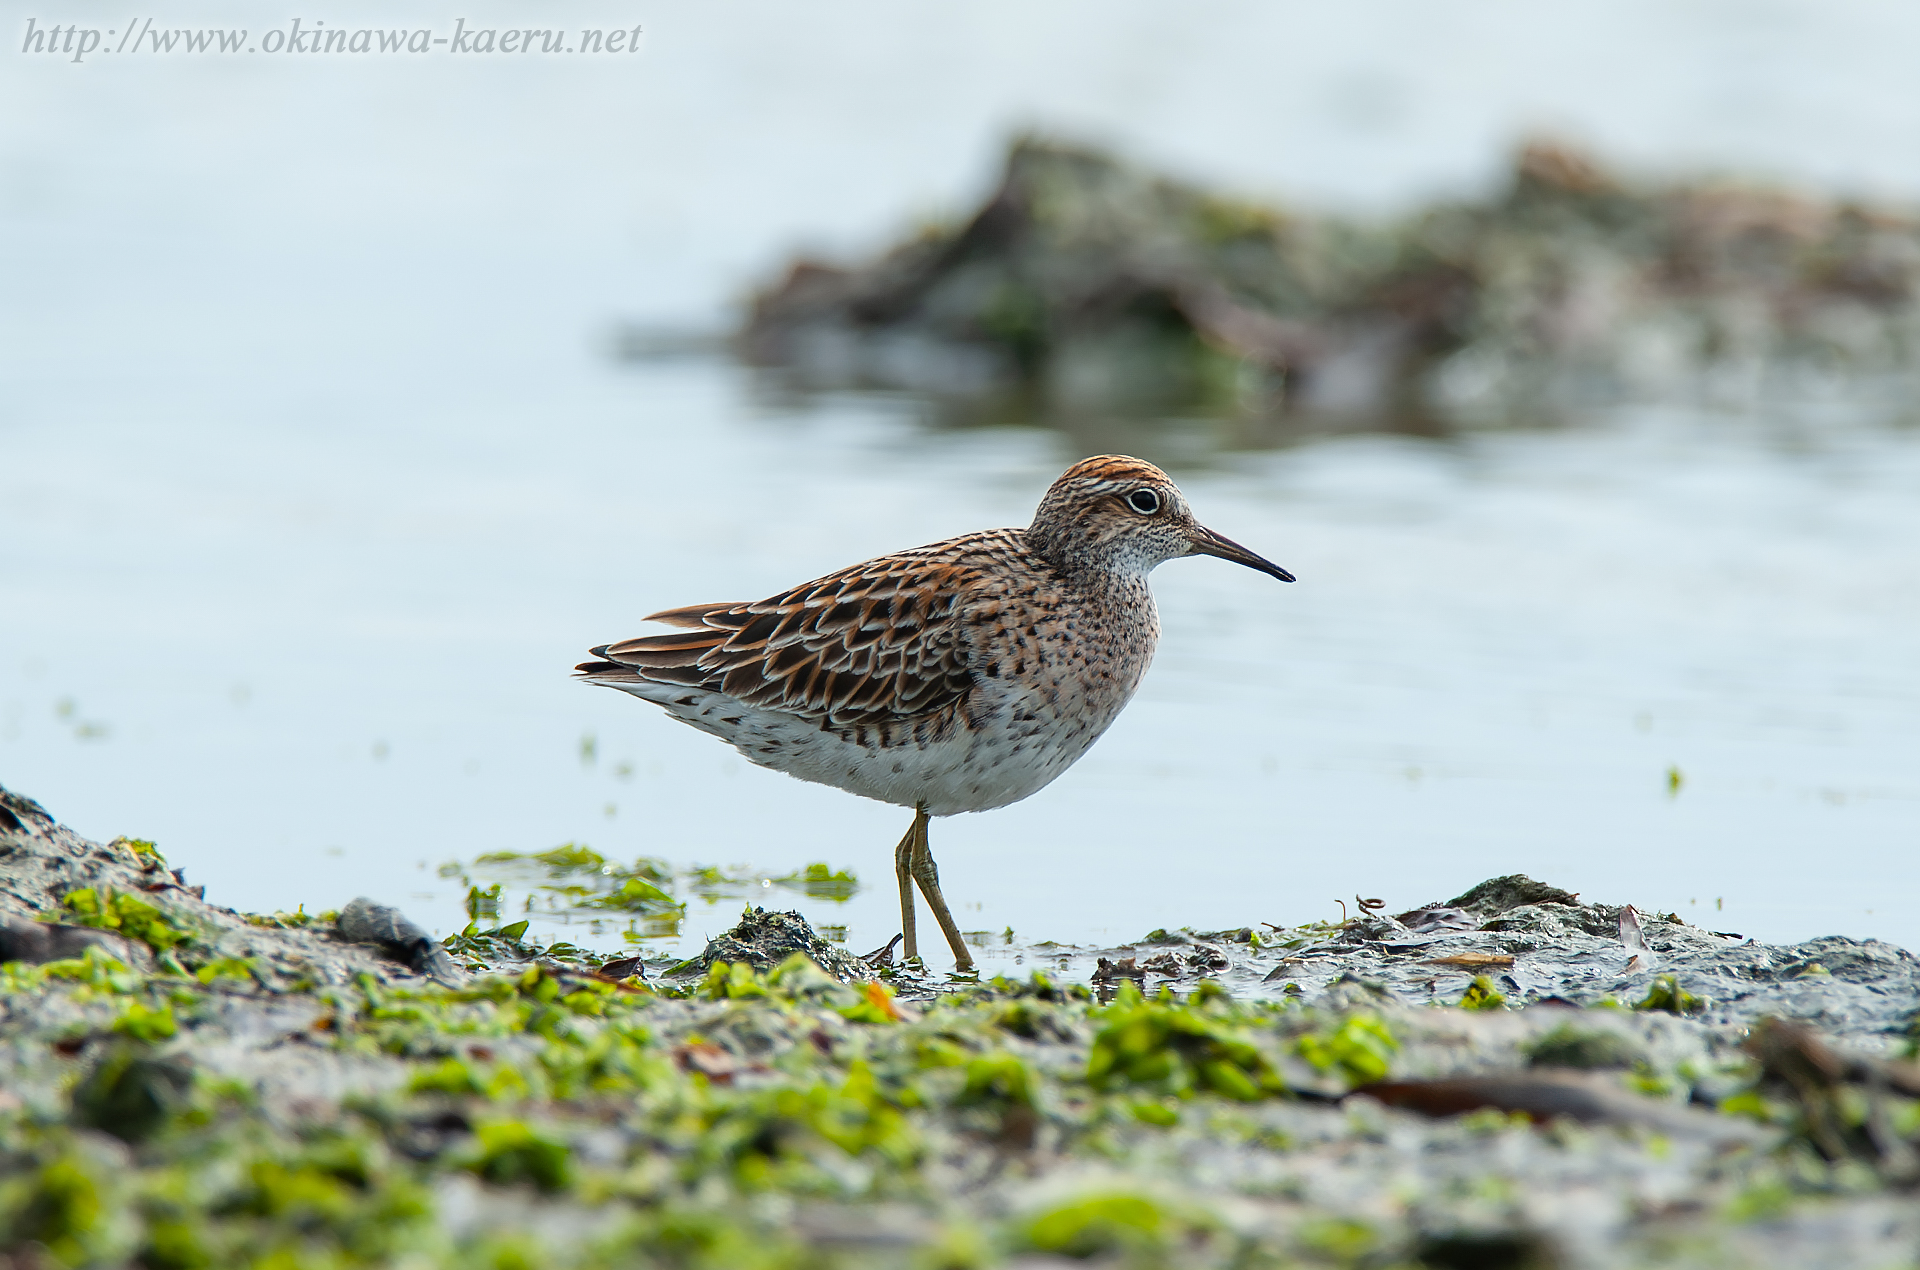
[735,137,1920,436]
[3,780,1918,1267]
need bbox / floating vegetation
[436,843,862,949]
[585,876,681,914]
[774,862,860,902]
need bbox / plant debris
[435,842,863,952]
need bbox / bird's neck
[1023,526,1157,591]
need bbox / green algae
[1021,1191,1206,1260]
[1,907,1914,1269]
[1525,1024,1645,1071]
[110,999,178,1043]
[466,1120,573,1193]
[434,846,862,953]
[1293,1014,1398,1087]
[12,795,1916,1265]
[1634,976,1705,1016]
[2,1153,121,1268]
[774,863,859,902]
[244,905,337,931]
[52,887,189,953]
[109,837,162,860]
[585,877,683,915]
[36,946,139,992]
[1457,975,1508,1011]
[0,949,1322,1264]
[1085,981,1286,1102]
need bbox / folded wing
[575,556,980,726]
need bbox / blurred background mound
[741,135,1920,431]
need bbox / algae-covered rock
[6,785,1920,1268]
[0,780,462,994]
[1442,874,1584,915]
[739,136,1920,428]
[671,905,871,980]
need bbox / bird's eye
[1125,489,1162,515]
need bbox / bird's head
[1025,454,1295,582]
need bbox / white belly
[606,673,1129,816]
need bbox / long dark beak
[1188,525,1295,582]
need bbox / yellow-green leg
[906,807,976,972]
[893,814,920,963]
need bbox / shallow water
[5,0,1919,962]
[6,328,1918,959]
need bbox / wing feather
[643,603,738,629]
[580,549,992,726]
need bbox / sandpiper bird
[575,455,1292,971]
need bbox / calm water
[5,0,1919,961]
[6,342,1917,958]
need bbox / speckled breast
[929,569,1161,814]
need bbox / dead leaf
[1620,904,1658,973]
[862,979,917,1022]
[1354,1073,1767,1145]
[1425,952,1515,968]
[675,1042,738,1085]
